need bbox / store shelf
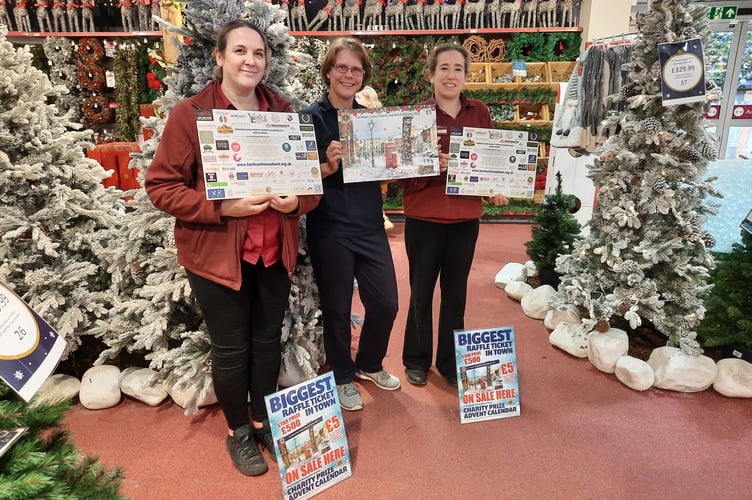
[7,31,163,44]
[289,27,583,37]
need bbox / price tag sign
[658,38,707,106]
[0,282,67,402]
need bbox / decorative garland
[114,44,141,141]
[76,64,105,91]
[505,32,546,62]
[82,96,112,124]
[543,32,582,62]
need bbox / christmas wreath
[505,32,546,62]
[77,64,105,91]
[78,37,105,64]
[82,96,112,124]
[543,32,581,62]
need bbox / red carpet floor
[63,223,752,500]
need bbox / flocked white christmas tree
[92,0,324,414]
[552,0,723,355]
[0,27,124,355]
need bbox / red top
[400,94,493,224]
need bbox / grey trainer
[356,369,401,391]
[337,382,364,411]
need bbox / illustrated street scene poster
[454,326,521,424]
[658,38,706,106]
[337,105,439,183]
[265,372,352,500]
[0,282,67,402]
[195,109,324,199]
[446,126,538,199]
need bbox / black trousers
[308,232,398,385]
[187,260,290,430]
[402,217,479,377]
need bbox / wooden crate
[517,102,550,124]
[488,62,518,89]
[547,61,578,84]
[519,62,548,85]
[465,62,490,90]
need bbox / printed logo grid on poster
[446,127,538,199]
[0,282,67,402]
[195,109,324,199]
[265,372,352,500]
[454,326,520,424]
[337,105,439,184]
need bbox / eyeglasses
[333,64,364,76]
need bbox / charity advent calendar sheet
[0,282,66,402]
[454,326,521,424]
[265,372,352,500]
[196,109,324,199]
[446,127,537,199]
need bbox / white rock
[588,328,629,373]
[549,322,589,358]
[524,260,538,277]
[521,284,555,320]
[647,346,718,392]
[79,365,122,410]
[31,374,81,407]
[713,358,752,398]
[544,304,581,331]
[504,280,533,301]
[494,262,526,289]
[615,356,655,391]
[168,377,218,409]
[120,367,169,406]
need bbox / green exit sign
[708,6,738,20]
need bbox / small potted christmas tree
[525,171,582,287]
[698,229,752,362]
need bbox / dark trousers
[308,232,398,385]
[402,217,479,377]
[187,260,290,430]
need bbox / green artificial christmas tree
[0,28,124,356]
[525,171,581,286]
[552,0,722,354]
[0,384,124,499]
[93,0,324,414]
[698,230,752,349]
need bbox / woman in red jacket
[145,20,319,477]
[401,44,508,388]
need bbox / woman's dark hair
[319,37,372,91]
[426,43,469,77]
[212,19,270,81]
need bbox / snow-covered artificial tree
[93,0,324,414]
[552,0,722,355]
[0,28,124,355]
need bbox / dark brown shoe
[406,369,427,386]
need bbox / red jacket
[146,80,320,290]
[400,94,493,224]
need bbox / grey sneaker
[337,382,364,411]
[356,369,401,391]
